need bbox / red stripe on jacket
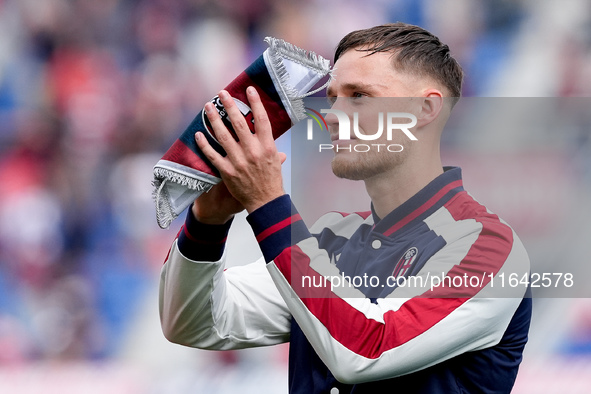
[273,191,513,359]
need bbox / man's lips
[331,137,357,146]
[330,134,355,142]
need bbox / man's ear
[416,90,444,128]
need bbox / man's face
[325,48,422,181]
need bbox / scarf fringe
[152,178,175,230]
[265,37,330,74]
[264,37,331,123]
[153,167,214,191]
[152,167,214,229]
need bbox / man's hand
[195,87,286,213]
[191,182,243,225]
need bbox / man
[159,23,531,393]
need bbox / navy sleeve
[246,194,310,263]
[177,205,233,261]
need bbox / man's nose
[323,110,339,127]
[323,97,348,127]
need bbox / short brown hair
[335,23,463,104]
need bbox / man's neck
[365,160,444,220]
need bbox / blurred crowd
[1,0,591,392]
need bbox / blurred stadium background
[1,0,591,392]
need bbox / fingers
[204,101,240,157]
[195,131,229,173]
[246,86,274,145]
[201,87,280,168]
[217,90,255,145]
[207,88,273,147]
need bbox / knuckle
[234,158,249,171]
[255,113,269,124]
[200,145,215,157]
[224,167,236,178]
[217,132,231,143]
[234,123,249,135]
[263,144,276,155]
[249,150,263,161]
[229,154,244,167]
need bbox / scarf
[152,37,331,229]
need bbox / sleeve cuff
[246,194,310,263]
[177,205,233,261]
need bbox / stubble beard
[330,147,407,181]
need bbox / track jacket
[159,167,532,393]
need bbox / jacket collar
[371,166,464,237]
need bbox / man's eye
[350,93,368,105]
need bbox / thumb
[278,152,287,164]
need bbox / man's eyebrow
[326,82,387,97]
